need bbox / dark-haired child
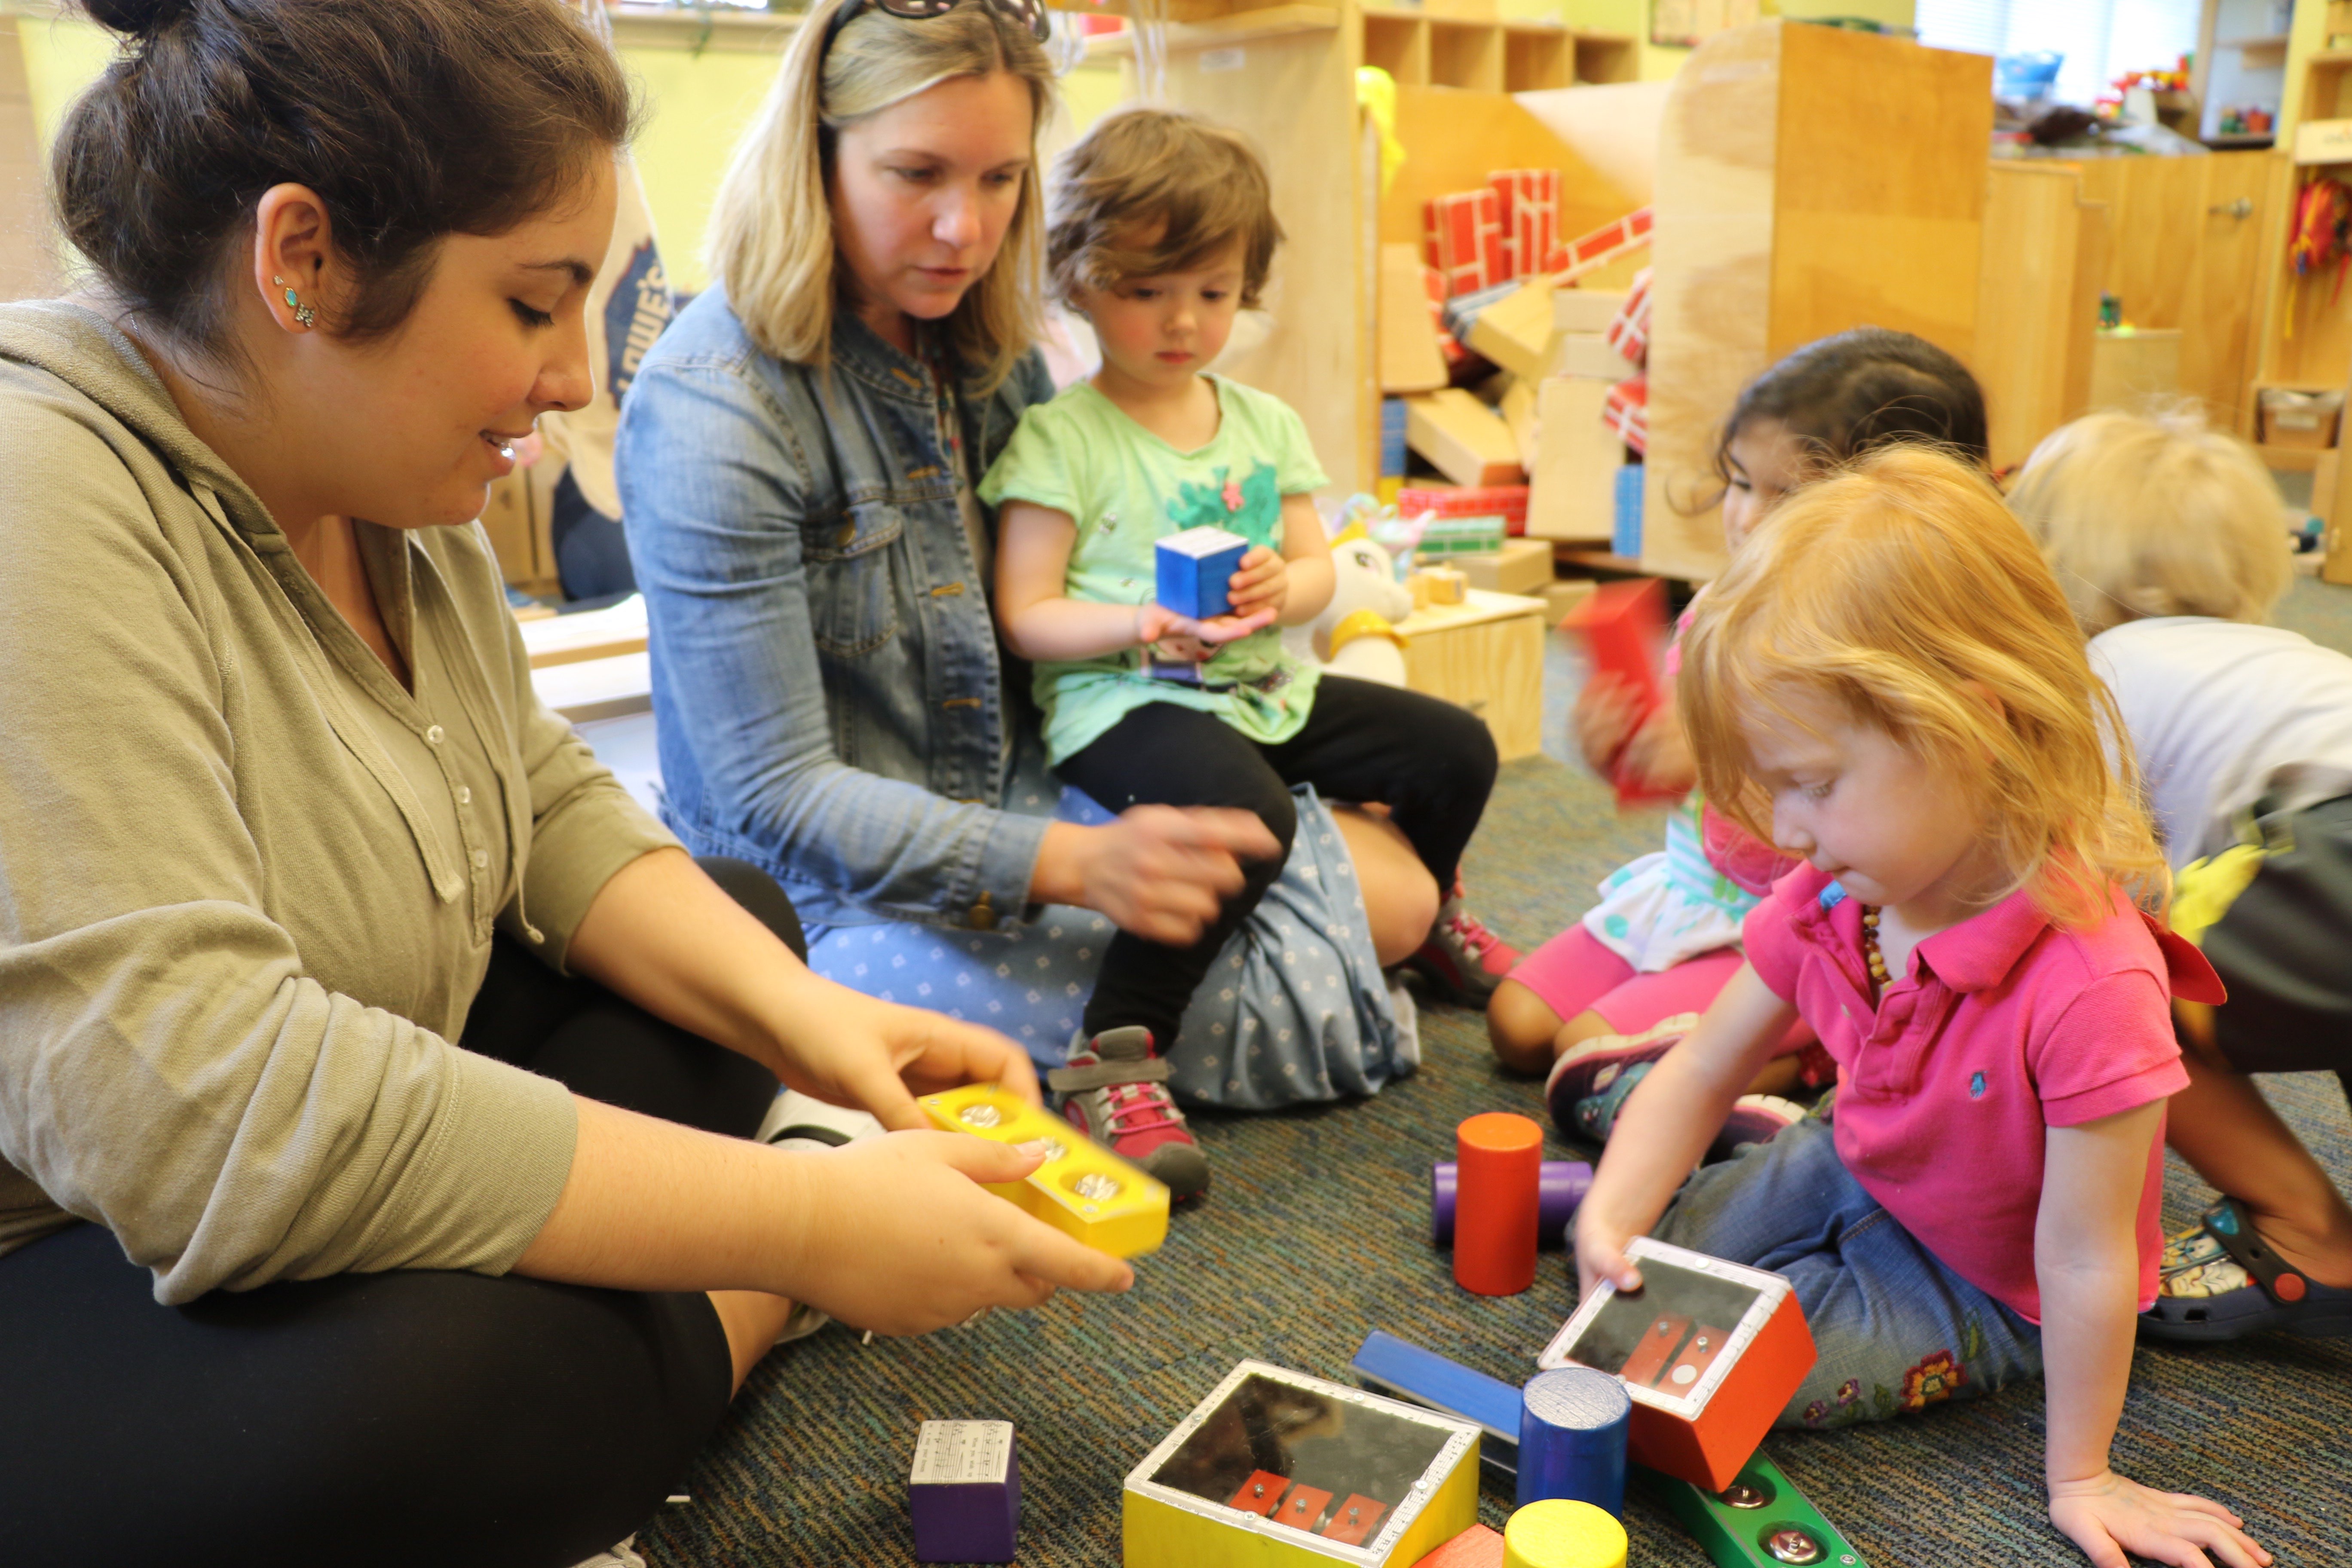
[984,107,1508,1197]
[1490,328,1991,1144]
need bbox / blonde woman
[2013,409,2352,1344]
[619,0,1439,1190]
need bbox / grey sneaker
[1403,879,1520,1008]
[1048,1026,1210,1200]
[568,1539,646,1568]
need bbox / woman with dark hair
[0,3,1125,1562]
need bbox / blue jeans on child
[1650,1106,2043,1430]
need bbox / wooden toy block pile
[1379,193,1655,564]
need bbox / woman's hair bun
[81,0,197,38]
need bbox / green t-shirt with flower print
[980,374,1329,767]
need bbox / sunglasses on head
[820,0,1052,56]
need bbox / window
[1916,0,2203,108]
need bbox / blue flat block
[1351,1330,1521,1474]
[1381,398,1410,478]
[1517,1366,1630,1516]
[910,1420,1019,1563]
[1156,526,1250,621]
[1611,463,1645,559]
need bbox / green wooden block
[1643,1454,1871,1568]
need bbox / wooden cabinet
[2069,151,2275,436]
[1641,21,1994,582]
[1974,162,2104,474]
[1395,588,1548,760]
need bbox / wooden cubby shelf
[1357,4,1632,88]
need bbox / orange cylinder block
[1454,1112,1542,1295]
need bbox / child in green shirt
[984,108,1513,1197]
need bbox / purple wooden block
[1431,1159,1591,1247]
[910,1420,1019,1564]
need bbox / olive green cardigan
[0,301,677,1302]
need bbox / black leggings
[0,858,797,1568]
[1057,675,1498,1049]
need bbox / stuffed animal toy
[1287,523,1414,686]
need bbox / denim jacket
[617,287,1057,931]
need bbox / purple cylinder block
[1431,1159,1591,1248]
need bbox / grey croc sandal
[2139,1196,2352,1343]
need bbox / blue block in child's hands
[1156,526,1250,621]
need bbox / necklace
[1860,905,1890,987]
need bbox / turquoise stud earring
[271,274,315,329]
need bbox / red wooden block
[1453,1112,1542,1296]
[1320,1494,1389,1544]
[1396,484,1530,530]
[1424,189,1503,297]
[1489,168,1559,285]
[1227,1470,1289,1516]
[1559,579,1674,806]
[1605,267,1651,367]
[1271,1482,1333,1531]
[1410,1523,1506,1568]
[1547,206,1653,282]
[1602,377,1648,455]
[1537,1237,1820,1494]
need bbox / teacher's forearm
[566,846,827,1078]
[514,1094,813,1293]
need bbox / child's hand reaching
[1224,545,1290,622]
[1572,671,1645,774]
[1572,674,1696,795]
[1136,600,1276,663]
[2048,1470,2269,1568]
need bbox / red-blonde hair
[1679,446,2165,928]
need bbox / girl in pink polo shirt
[1491,330,1988,1148]
[1575,448,2268,1568]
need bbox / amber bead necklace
[1860,905,1891,988]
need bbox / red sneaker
[1403,878,1521,1008]
[1048,1027,1210,1200]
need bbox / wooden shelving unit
[1094,0,1632,88]
[2248,10,2352,469]
[1358,4,1632,92]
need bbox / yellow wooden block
[1456,538,1554,597]
[1501,1500,1626,1568]
[1549,333,1638,382]
[1524,377,1623,542]
[1499,375,1540,473]
[1380,242,1450,394]
[1405,389,1525,488]
[1464,281,1559,382]
[1123,1361,1481,1568]
[1552,287,1630,335]
[917,1083,1168,1259]
[1540,578,1598,624]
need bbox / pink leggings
[1507,925,1813,1054]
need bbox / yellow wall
[11,7,1129,298]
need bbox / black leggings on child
[1057,674,1498,1049]
[0,858,797,1568]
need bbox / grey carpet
[639,578,2352,1567]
